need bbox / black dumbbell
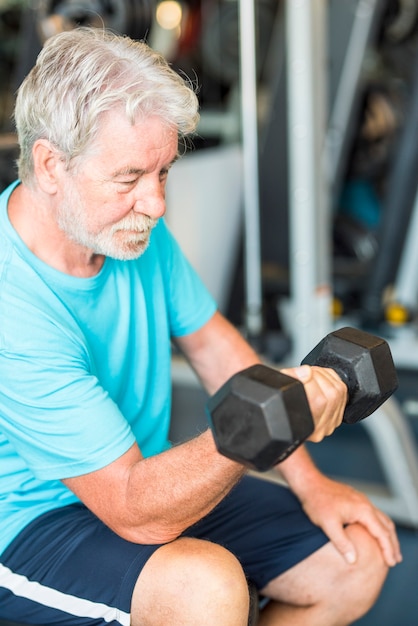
[206,327,398,471]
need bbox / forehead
[89,109,179,169]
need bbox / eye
[116,178,139,190]
[113,182,135,196]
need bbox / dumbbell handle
[301,327,398,424]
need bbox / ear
[32,139,62,194]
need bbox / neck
[7,183,104,278]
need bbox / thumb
[281,364,312,383]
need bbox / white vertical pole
[239,0,263,337]
[285,0,332,361]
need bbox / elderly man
[0,27,400,626]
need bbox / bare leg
[130,537,250,626]
[257,523,388,626]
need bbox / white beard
[56,185,157,260]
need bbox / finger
[310,367,348,405]
[282,365,345,405]
[372,510,403,565]
[311,365,345,388]
[311,370,347,432]
[321,520,358,564]
[282,365,345,438]
[357,507,402,567]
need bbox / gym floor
[171,371,418,626]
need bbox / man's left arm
[175,310,402,569]
[175,309,347,446]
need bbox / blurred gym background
[2,1,418,623]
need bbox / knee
[342,522,388,618]
[132,537,250,626]
[314,522,389,624]
[261,522,388,624]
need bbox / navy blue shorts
[0,476,329,625]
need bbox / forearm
[131,431,246,541]
[65,429,245,545]
[275,445,325,498]
[175,311,261,396]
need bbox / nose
[132,178,166,220]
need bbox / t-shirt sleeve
[157,220,218,337]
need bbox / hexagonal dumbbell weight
[206,327,398,471]
[206,365,314,471]
[301,326,398,424]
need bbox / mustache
[110,214,158,234]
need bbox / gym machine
[169,0,418,528]
[0,0,156,186]
[168,0,418,528]
[11,0,156,88]
[241,0,418,527]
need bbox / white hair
[14,27,200,183]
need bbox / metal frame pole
[238,0,263,338]
[285,0,332,360]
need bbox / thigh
[0,478,329,623]
[0,503,162,626]
[183,475,330,590]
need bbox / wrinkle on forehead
[84,105,178,150]
[77,111,180,177]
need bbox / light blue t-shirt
[0,181,217,554]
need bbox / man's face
[55,111,179,260]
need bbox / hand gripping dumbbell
[206,327,398,471]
